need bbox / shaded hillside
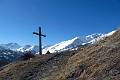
[0,50,77,80]
[0,29,120,80]
[0,48,23,67]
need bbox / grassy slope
[58,29,120,80]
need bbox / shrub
[46,51,51,54]
[20,51,35,60]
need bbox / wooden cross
[33,27,46,55]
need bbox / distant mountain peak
[0,43,21,50]
[0,30,116,54]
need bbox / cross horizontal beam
[33,32,39,35]
[33,32,46,37]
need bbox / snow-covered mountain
[42,37,84,54]
[17,45,39,53]
[42,30,116,54]
[0,47,23,67]
[0,30,116,54]
[85,30,116,44]
[0,30,116,67]
[42,36,92,54]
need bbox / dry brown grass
[57,29,120,80]
[0,50,76,80]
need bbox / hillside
[58,29,120,80]
[0,29,120,80]
[0,50,77,80]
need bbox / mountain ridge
[0,30,116,54]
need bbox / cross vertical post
[39,27,42,55]
[33,27,46,55]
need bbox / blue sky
[0,0,120,46]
